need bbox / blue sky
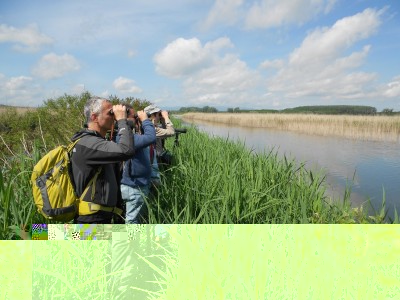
[1,0,399,111]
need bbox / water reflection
[183,118,400,220]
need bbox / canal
[182,118,400,221]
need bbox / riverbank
[182,113,400,142]
[2,119,392,240]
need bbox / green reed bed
[128,225,400,300]
[0,241,32,299]
[32,241,113,299]
[0,146,47,239]
[0,119,393,240]
[148,123,373,224]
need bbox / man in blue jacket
[118,105,156,224]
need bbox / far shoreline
[182,112,400,143]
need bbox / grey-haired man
[70,97,134,224]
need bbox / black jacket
[70,119,134,223]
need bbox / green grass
[0,148,47,239]
[146,120,391,225]
[0,112,395,240]
[126,225,400,300]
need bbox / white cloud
[154,37,233,78]
[0,23,53,52]
[112,77,142,94]
[383,77,400,98]
[71,84,86,95]
[266,8,384,100]
[245,0,338,29]
[260,59,285,69]
[202,0,244,30]
[155,37,260,106]
[32,53,81,80]
[100,90,111,98]
[288,8,382,67]
[4,76,33,91]
[183,53,261,105]
[0,74,42,106]
[155,38,212,78]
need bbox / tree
[382,108,394,115]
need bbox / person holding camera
[117,104,156,224]
[70,97,135,224]
[144,105,175,186]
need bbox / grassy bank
[182,113,400,142]
[148,122,391,225]
[0,109,395,239]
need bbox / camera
[175,128,187,134]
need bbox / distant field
[183,112,400,142]
[0,105,37,114]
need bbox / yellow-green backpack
[31,139,99,222]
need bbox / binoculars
[109,108,130,116]
[109,108,151,119]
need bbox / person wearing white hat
[144,104,175,186]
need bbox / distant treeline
[178,106,218,113]
[176,105,399,115]
[281,105,378,115]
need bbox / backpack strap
[70,138,124,219]
[78,201,124,217]
[76,167,124,219]
[67,139,81,153]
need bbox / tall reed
[128,225,400,300]
[147,121,379,224]
[0,139,46,239]
[0,119,393,241]
[32,241,113,299]
[183,113,400,142]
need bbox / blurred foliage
[0,92,152,155]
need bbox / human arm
[133,119,156,149]
[77,119,134,165]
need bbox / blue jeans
[120,184,150,224]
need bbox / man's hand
[161,110,169,120]
[112,104,127,121]
[136,110,148,122]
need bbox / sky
[1,0,400,111]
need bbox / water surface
[183,118,400,220]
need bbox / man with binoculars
[70,97,134,224]
[118,104,156,224]
[144,104,175,187]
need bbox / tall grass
[32,241,112,299]
[127,225,400,300]
[29,225,172,299]
[183,113,400,142]
[147,121,389,224]
[0,113,394,240]
[0,241,32,299]
[0,139,47,239]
